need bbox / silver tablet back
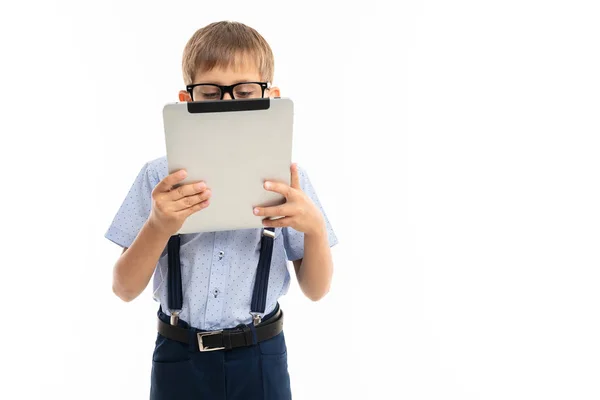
[162,98,293,234]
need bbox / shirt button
[213,288,220,298]
[218,251,224,260]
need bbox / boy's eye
[234,84,261,98]
[199,91,220,98]
[192,85,221,100]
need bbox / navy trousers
[150,306,292,400]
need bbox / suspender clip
[170,310,181,326]
[262,228,275,238]
[250,312,262,326]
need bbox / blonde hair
[182,21,274,85]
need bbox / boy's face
[179,64,280,102]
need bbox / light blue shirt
[105,156,338,330]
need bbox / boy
[105,21,338,399]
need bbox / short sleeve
[104,162,159,248]
[283,167,338,261]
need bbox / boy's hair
[182,21,274,85]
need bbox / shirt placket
[204,231,229,329]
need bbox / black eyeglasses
[186,82,269,101]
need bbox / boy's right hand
[148,169,211,236]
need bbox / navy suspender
[167,235,183,326]
[250,228,276,325]
[167,227,276,327]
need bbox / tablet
[162,97,293,234]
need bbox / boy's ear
[179,90,192,102]
[268,86,281,98]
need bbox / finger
[253,203,293,217]
[262,216,293,228]
[181,199,211,217]
[264,180,292,197]
[171,189,212,212]
[167,181,207,201]
[154,169,187,193]
[290,163,300,189]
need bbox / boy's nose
[222,92,233,100]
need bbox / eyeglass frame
[186,81,270,101]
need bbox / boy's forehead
[193,64,263,85]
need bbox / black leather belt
[158,308,284,352]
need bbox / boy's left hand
[253,163,326,236]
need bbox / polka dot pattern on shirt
[105,156,338,329]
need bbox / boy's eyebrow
[194,78,263,86]
[232,79,261,84]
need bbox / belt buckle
[197,330,224,352]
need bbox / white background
[1,0,599,399]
